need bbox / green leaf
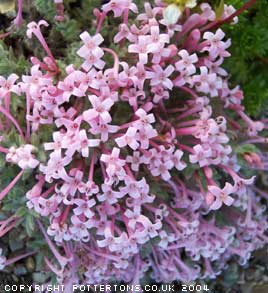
[15,207,27,217]
[235,144,258,155]
[215,0,225,20]
[25,214,35,236]
[9,230,24,251]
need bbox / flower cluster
[0,0,267,287]
[6,144,39,170]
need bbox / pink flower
[147,146,179,181]
[151,45,172,64]
[66,129,100,158]
[22,65,52,98]
[77,32,104,58]
[158,231,175,249]
[175,49,198,75]
[200,3,216,21]
[151,86,170,103]
[121,87,145,107]
[126,151,143,171]
[83,95,114,123]
[222,4,238,24]
[7,145,39,170]
[232,175,255,196]
[115,127,139,150]
[134,108,155,128]
[16,145,39,169]
[133,109,158,148]
[132,62,152,89]
[159,19,182,37]
[78,180,99,196]
[44,131,64,151]
[212,144,232,165]
[204,57,228,77]
[147,25,170,53]
[148,64,174,90]
[139,218,162,238]
[151,161,173,181]
[47,222,71,243]
[189,144,212,167]
[70,215,92,241]
[26,20,49,38]
[0,74,20,98]
[247,121,264,137]
[120,176,149,199]
[128,36,150,64]
[97,226,118,251]
[6,146,18,164]
[73,198,96,218]
[58,117,83,139]
[172,149,186,170]
[124,206,148,229]
[82,52,105,72]
[89,120,119,142]
[97,184,124,204]
[100,147,126,182]
[137,2,162,22]
[54,107,77,126]
[40,150,71,182]
[35,196,59,216]
[102,0,138,17]
[193,66,222,97]
[208,183,234,210]
[202,29,231,59]
[58,70,88,102]
[195,118,221,143]
[77,32,105,71]
[114,24,135,43]
[60,169,84,199]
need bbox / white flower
[163,0,197,25]
[163,4,181,25]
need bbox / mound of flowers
[0,0,267,288]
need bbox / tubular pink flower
[37,220,70,268]
[208,183,235,210]
[103,48,120,77]
[0,170,24,201]
[0,145,8,154]
[14,0,23,27]
[0,216,18,237]
[54,1,65,22]
[5,251,36,267]
[26,21,58,71]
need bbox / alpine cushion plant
[0,0,267,288]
